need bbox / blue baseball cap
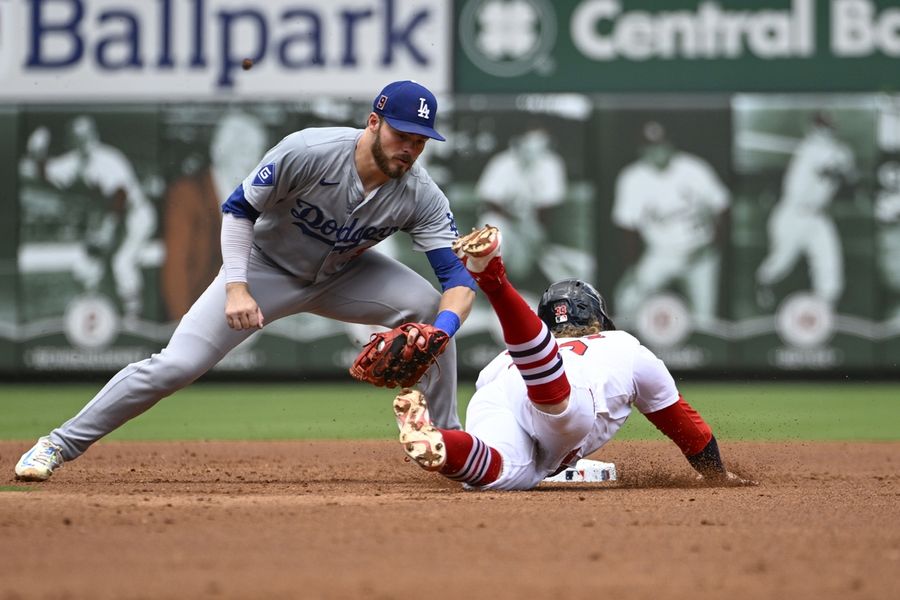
[373,80,446,141]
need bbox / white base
[542,459,617,483]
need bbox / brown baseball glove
[349,323,449,388]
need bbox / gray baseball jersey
[246,127,457,282]
[45,126,464,463]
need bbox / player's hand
[224,282,265,331]
[404,324,434,349]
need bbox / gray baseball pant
[49,248,461,461]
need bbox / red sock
[482,279,570,405]
[437,429,502,487]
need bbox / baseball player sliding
[15,80,476,482]
[393,225,753,490]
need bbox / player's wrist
[686,436,726,477]
[432,310,460,337]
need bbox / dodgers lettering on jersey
[289,201,400,252]
[241,127,457,282]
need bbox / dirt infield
[1,440,897,600]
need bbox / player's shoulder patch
[252,163,276,187]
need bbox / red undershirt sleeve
[643,394,713,457]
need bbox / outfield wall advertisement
[455,0,900,93]
[1,95,899,376]
[0,0,451,100]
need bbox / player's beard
[372,122,413,179]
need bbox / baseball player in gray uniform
[15,80,476,482]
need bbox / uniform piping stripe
[446,437,482,479]
[471,441,491,483]
[510,339,557,367]
[522,368,568,387]
[507,328,552,358]
[455,439,488,483]
[520,355,564,381]
[448,438,490,484]
[516,349,561,374]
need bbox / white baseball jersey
[612,153,729,253]
[243,127,458,283]
[470,330,679,486]
[781,130,855,211]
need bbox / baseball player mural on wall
[612,121,730,326]
[875,97,900,323]
[391,225,752,490]
[474,123,594,284]
[755,112,858,310]
[20,115,157,321]
[15,80,476,482]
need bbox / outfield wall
[1,0,898,376]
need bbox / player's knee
[148,353,202,391]
[531,396,569,415]
[534,391,595,439]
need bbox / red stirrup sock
[437,429,502,487]
[482,281,570,405]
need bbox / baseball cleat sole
[452,225,500,258]
[393,389,446,471]
[452,225,502,275]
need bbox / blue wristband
[433,310,461,337]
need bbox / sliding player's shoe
[452,225,506,290]
[393,389,446,471]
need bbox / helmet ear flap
[600,313,616,332]
[595,292,616,331]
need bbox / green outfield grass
[0,382,897,442]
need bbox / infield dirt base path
[1,440,897,600]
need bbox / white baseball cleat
[15,436,64,481]
[393,389,446,471]
[451,225,501,273]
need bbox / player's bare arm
[436,285,475,324]
[404,285,475,347]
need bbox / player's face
[372,119,428,179]
[69,116,98,152]
[642,142,674,170]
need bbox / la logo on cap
[417,98,430,120]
